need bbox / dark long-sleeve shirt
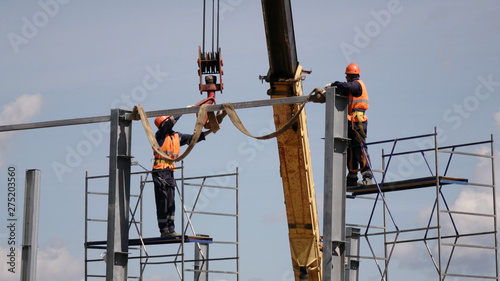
[155,115,206,147]
[332,77,362,97]
[153,116,206,184]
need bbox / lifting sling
[131,88,323,162]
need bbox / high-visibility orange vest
[153,133,180,170]
[348,79,369,122]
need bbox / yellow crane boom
[261,1,322,280]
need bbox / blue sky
[1,1,500,280]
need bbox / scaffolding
[345,130,498,280]
[84,164,239,280]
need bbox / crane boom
[261,0,298,79]
[261,1,322,280]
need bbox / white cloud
[0,94,43,167]
[0,239,82,281]
[36,238,83,281]
[391,242,435,278]
[0,94,43,126]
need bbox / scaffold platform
[347,176,468,196]
[85,235,213,249]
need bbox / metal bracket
[332,240,346,257]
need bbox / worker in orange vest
[152,115,211,237]
[325,63,373,186]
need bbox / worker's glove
[323,83,333,90]
[169,115,181,125]
[310,88,326,103]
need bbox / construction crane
[261,1,323,281]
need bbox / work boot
[161,231,181,238]
[357,178,373,186]
[358,170,373,186]
[347,172,358,187]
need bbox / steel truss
[346,129,498,280]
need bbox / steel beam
[322,87,349,281]
[345,227,360,281]
[0,96,311,132]
[194,240,209,281]
[20,169,41,281]
[105,109,133,280]
[0,115,110,132]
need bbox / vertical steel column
[345,227,360,281]
[194,241,209,281]
[105,108,133,280]
[322,87,349,281]
[20,169,41,281]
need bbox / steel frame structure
[84,165,239,280]
[323,88,349,281]
[346,130,498,280]
[20,169,42,281]
[2,92,496,280]
[0,95,314,280]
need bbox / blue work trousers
[347,120,371,179]
[152,169,176,234]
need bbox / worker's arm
[325,79,362,97]
[155,115,182,146]
[177,131,207,146]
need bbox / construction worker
[152,114,211,237]
[324,63,373,186]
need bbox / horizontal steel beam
[0,115,111,132]
[0,95,311,133]
[127,95,310,120]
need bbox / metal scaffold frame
[84,164,239,280]
[345,130,498,281]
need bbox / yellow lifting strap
[222,88,320,140]
[131,88,322,161]
[222,101,305,140]
[131,104,208,162]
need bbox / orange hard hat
[154,115,170,128]
[345,63,360,75]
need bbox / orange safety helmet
[154,115,170,128]
[345,63,360,75]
